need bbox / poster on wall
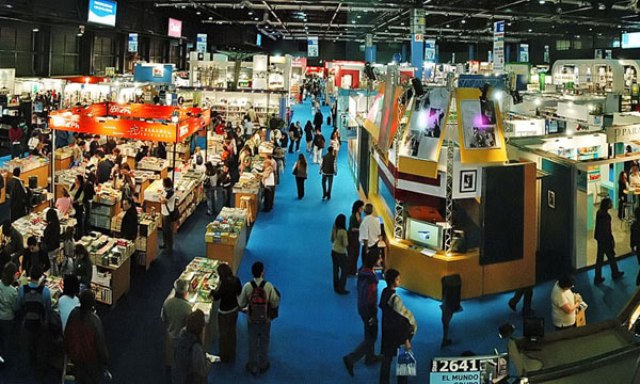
[399,87,451,162]
[455,88,508,164]
[87,0,117,27]
[308,36,319,57]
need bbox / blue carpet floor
[2,99,640,383]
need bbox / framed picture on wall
[548,190,556,209]
[460,170,477,193]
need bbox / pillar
[410,8,425,78]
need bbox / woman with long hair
[172,310,213,384]
[292,154,308,199]
[74,243,93,291]
[204,162,218,216]
[331,214,349,294]
[347,200,365,276]
[43,208,61,276]
[212,263,242,362]
[70,174,85,240]
[304,120,314,153]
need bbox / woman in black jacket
[211,263,242,362]
[304,120,314,153]
[43,208,61,276]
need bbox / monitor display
[547,119,558,134]
[168,18,182,38]
[406,218,442,250]
[88,0,117,27]
[622,32,640,49]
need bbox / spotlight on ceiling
[598,2,606,10]
[32,27,39,32]
[196,11,201,15]
[539,0,545,3]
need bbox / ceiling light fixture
[208,16,213,20]
[248,11,253,15]
[254,17,259,21]
[32,28,39,32]
[528,28,532,32]
[196,11,201,15]
[446,24,450,28]
[461,19,466,24]
[539,0,545,4]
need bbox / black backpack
[22,285,46,331]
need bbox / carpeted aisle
[3,99,639,384]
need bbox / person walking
[238,262,281,376]
[594,197,624,285]
[304,121,314,153]
[160,177,177,254]
[379,269,417,384]
[18,265,52,376]
[161,278,192,368]
[292,154,308,199]
[507,287,535,317]
[321,146,337,200]
[312,129,325,165]
[347,201,365,276]
[83,172,96,236]
[172,309,216,384]
[7,168,28,222]
[65,290,109,384]
[331,214,349,294]
[313,108,324,132]
[294,121,302,152]
[43,208,61,276]
[0,262,19,364]
[343,252,381,376]
[212,263,242,363]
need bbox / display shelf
[2,157,50,189]
[205,208,248,273]
[111,210,159,270]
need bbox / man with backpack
[312,129,325,165]
[18,265,51,372]
[343,253,382,377]
[238,262,281,376]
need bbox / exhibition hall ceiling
[143,0,640,43]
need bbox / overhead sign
[365,33,373,48]
[425,39,437,62]
[196,33,207,53]
[544,45,550,63]
[411,8,426,35]
[308,36,319,57]
[88,0,117,27]
[493,21,505,73]
[607,124,640,143]
[128,33,138,53]
[519,43,529,63]
[622,32,640,49]
[168,18,182,38]
[134,64,174,83]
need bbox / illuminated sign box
[88,0,117,27]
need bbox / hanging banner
[411,9,426,35]
[455,88,508,164]
[544,45,550,63]
[365,34,373,48]
[425,39,437,63]
[196,33,207,53]
[519,44,529,63]
[128,33,138,53]
[493,21,505,73]
[308,36,319,57]
[49,105,210,143]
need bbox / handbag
[396,347,417,377]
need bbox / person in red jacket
[9,124,23,159]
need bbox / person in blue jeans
[238,262,281,376]
[343,252,382,376]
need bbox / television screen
[548,120,558,133]
[168,18,182,38]
[88,0,117,27]
[406,218,442,250]
[622,32,640,49]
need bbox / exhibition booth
[350,69,536,299]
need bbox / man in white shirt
[359,204,381,263]
[551,276,580,330]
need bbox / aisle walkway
[3,99,639,383]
